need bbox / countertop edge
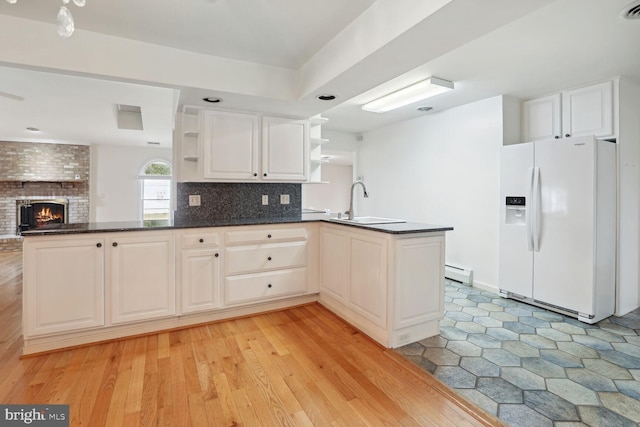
[20,217,453,237]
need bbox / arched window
[140,160,172,221]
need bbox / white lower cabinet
[179,231,221,314]
[348,233,388,328]
[394,236,446,330]
[23,236,105,337]
[22,222,445,353]
[225,268,307,305]
[109,233,176,324]
[223,225,308,306]
[319,224,445,348]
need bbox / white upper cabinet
[196,109,309,182]
[522,94,561,141]
[262,116,308,181]
[202,110,260,180]
[522,80,615,142]
[562,81,613,139]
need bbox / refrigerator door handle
[527,167,534,251]
[533,166,541,252]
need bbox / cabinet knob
[267,256,272,261]
[267,284,272,288]
[253,173,257,177]
[267,234,272,239]
[263,173,267,177]
[112,242,118,247]
[199,238,204,243]
[565,134,570,137]
[96,243,102,248]
[554,136,560,139]
[215,253,219,258]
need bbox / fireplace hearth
[17,199,68,233]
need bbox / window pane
[143,179,171,220]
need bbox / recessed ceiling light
[202,97,222,103]
[416,106,433,112]
[317,94,336,101]
[26,127,40,132]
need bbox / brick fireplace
[0,141,90,251]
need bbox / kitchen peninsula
[21,216,452,355]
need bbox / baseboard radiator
[445,264,473,285]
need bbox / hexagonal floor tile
[521,357,567,378]
[502,341,541,358]
[466,333,502,349]
[598,392,640,423]
[523,390,580,421]
[572,334,614,350]
[446,340,482,357]
[578,405,637,427]
[434,366,477,388]
[476,377,524,404]
[539,349,583,368]
[483,348,521,367]
[566,368,617,392]
[556,342,598,359]
[546,379,599,405]
[499,403,553,427]
[501,367,546,390]
[460,356,500,377]
[422,347,460,365]
[582,359,633,380]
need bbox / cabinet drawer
[224,268,307,305]
[225,242,307,275]
[181,232,220,248]
[225,227,307,245]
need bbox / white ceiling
[0,0,639,147]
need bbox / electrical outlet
[188,195,201,207]
[280,194,290,205]
[262,195,269,205]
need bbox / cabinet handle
[253,173,258,177]
[565,134,570,137]
[267,256,272,261]
[267,284,272,288]
[199,238,204,243]
[215,253,219,257]
[267,234,272,239]
[112,242,118,247]
[263,173,267,177]
[554,136,560,139]
[96,243,102,248]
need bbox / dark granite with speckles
[175,182,301,221]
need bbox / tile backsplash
[175,182,301,222]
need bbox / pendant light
[6,0,87,38]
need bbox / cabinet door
[522,94,561,142]
[110,234,176,324]
[562,81,613,139]
[349,233,387,328]
[319,228,349,303]
[181,248,220,314]
[262,116,308,181]
[23,237,105,337]
[202,110,259,180]
[394,236,445,329]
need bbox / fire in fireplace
[16,199,68,233]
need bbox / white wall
[302,164,353,213]
[357,96,504,289]
[91,144,173,222]
[617,76,640,315]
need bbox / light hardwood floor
[0,251,504,426]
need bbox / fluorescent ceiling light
[362,77,454,113]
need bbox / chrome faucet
[348,180,369,220]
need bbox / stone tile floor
[395,280,640,427]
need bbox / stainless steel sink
[332,216,406,225]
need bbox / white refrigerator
[499,136,616,323]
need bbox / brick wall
[0,141,89,181]
[0,142,90,237]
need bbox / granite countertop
[20,214,453,236]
